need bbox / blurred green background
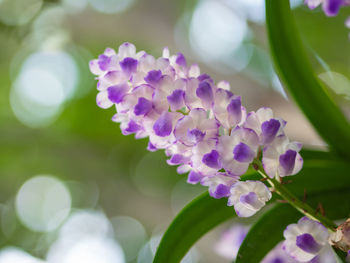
[0,0,349,262]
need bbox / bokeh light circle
[59,210,113,239]
[47,210,125,263]
[49,236,125,263]
[190,0,248,60]
[111,216,147,261]
[15,175,71,232]
[10,50,78,127]
[0,247,44,263]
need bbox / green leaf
[236,189,350,263]
[153,156,350,263]
[153,170,261,263]
[285,159,350,197]
[152,172,260,263]
[265,0,350,160]
[152,192,234,263]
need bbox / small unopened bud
[329,218,350,252]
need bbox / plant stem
[254,160,337,231]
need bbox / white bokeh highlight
[190,0,248,61]
[0,247,44,263]
[15,175,71,232]
[10,50,78,127]
[47,210,125,263]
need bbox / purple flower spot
[198,74,212,82]
[98,54,111,71]
[187,171,202,184]
[175,52,187,67]
[296,233,322,254]
[225,90,234,98]
[144,70,162,84]
[196,81,213,105]
[147,142,157,152]
[227,97,241,113]
[279,149,297,175]
[261,119,281,144]
[169,154,183,165]
[107,84,129,103]
[120,57,138,74]
[271,258,284,263]
[233,143,255,163]
[167,89,184,107]
[213,184,230,199]
[187,128,205,143]
[134,97,152,116]
[324,0,343,16]
[153,113,173,137]
[125,120,141,134]
[202,150,221,169]
[239,192,258,206]
[227,97,242,120]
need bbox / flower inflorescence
[89,42,303,217]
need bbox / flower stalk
[253,160,337,231]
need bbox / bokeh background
[0,0,350,262]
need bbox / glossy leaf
[266,0,350,160]
[152,172,258,263]
[236,189,350,263]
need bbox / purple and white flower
[174,108,218,147]
[191,139,221,176]
[244,107,286,145]
[262,135,303,178]
[90,42,303,217]
[228,181,272,217]
[213,88,246,130]
[217,127,259,176]
[201,173,239,199]
[283,217,330,262]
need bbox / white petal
[96,91,113,109]
[162,47,170,58]
[256,107,274,123]
[217,80,231,91]
[118,42,136,58]
[262,146,280,178]
[233,202,257,217]
[283,240,315,262]
[188,64,200,77]
[89,59,103,75]
[291,153,303,176]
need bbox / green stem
[254,161,337,231]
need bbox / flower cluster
[89,42,303,217]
